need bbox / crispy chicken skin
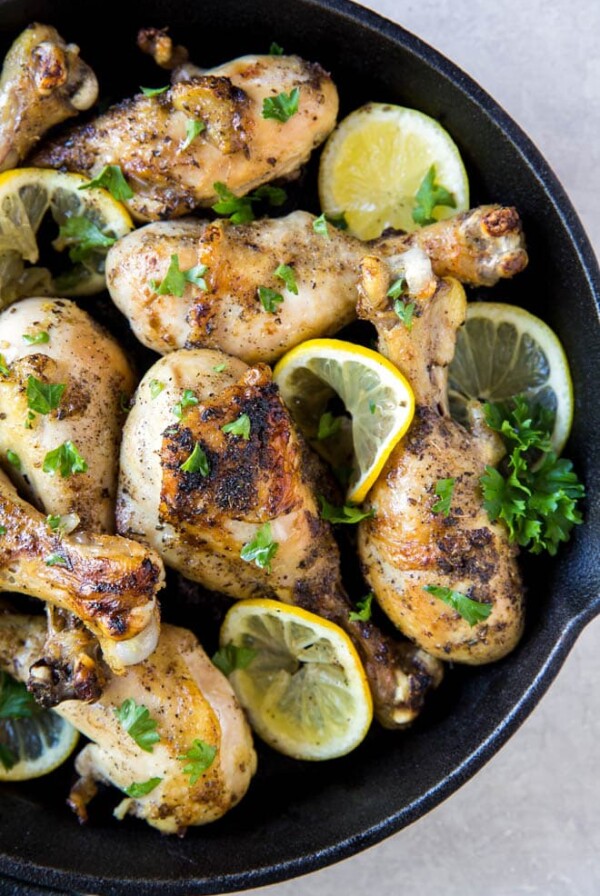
[356,253,524,664]
[31,54,339,221]
[0,466,163,672]
[106,205,527,363]
[0,23,98,171]
[0,298,136,532]
[117,348,443,728]
[0,612,256,834]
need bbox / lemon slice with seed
[273,338,414,503]
[220,599,373,760]
[0,675,79,781]
[0,167,134,307]
[448,302,574,454]
[318,102,469,240]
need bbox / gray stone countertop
[235,1,600,895]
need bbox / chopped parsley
[57,216,116,263]
[44,553,69,567]
[180,442,210,475]
[79,165,134,202]
[432,477,455,516]
[240,523,279,572]
[46,513,79,536]
[212,643,257,676]
[149,379,165,400]
[42,441,88,478]
[387,277,407,300]
[182,118,206,150]
[317,411,342,440]
[6,450,21,470]
[312,213,329,237]
[172,389,199,419]
[150,254,207,296]
[212,363,228,373]
[269,41,284,55]
[124,777,163,798]
[0,671,35,719]
[114,698,160,753]
[211,182,287,225]
[221,413,251,440]
[178,739,217,785]
[258,285,284,313]
[0,355,9,377]
[412,164,456,226]
[140,85,169,96]
[22,331,49,345]
[262,87,300,122]
[274,263,298,294]
[423,584,492,627]
[348,592,374,623]
[318,495,375,524]
[393,299,416,330]
[26,376,65,415]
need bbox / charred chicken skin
[106,205,527,363]
[31,54,339,221]
[117,348,443,728]
[356,252,524,663]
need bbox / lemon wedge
[273,338,415,503]
[0,167,134,307]
[0,673,78,781]
[318,102,469,240]
[219,599,373,761]
[448,302,574,454]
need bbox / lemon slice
[318,102,469,240]
[273,338,414,503]
[219,599,373,760]
[448,302,574,454]
[0,675,79,781]
[0,167,134,306]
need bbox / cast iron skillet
[0,0,598,893]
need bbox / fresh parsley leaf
[211,182,287,223]
[326,212,348,230]
[318,495,375,524]
[150,254,207,296]
[269,41,284,54]
[6,449,21,470]
[423,584,492,626]
[212,363,227,373]
[0,526,6,535]
[57,216,116,263]
[393,299,415,330]
[432,477,455,516]
[140,85,169,96]
[79,165,134,201]
[172,389,199,420]
[124,777,162,798]
[221,413,251,440]
[412,164,456,226]
[42,441,88,478]
[251,185,287,207]
[22,331,49,345]
[182,118,206,150]
[178,739,217,785]
[0,744,16,770]
[480,396,584,555]
[240,522,279,572]
[274,263,298,294]
[369,400,377,415]
[26,376,65,415]
[0,671,35,719]
[180,442,210,475]
[44,553,69,567]
[348,592,374,623]
[149,379,165,400]
[114,698,160,753]
[0,355,9,377]
[317,411,342,440]
[212,643,257,676]
[262,87,300,122]
[313,213,329,238]
[387,277,406,300]
[258,286,284,313]
[46,513,79,535]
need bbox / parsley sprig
[412,165,456,226]
[114,698,160,753]
[178,739,217,785]
[262,87,300,122]
[318,495,375,525]
[79,165,134,202]
[480,397,584,555]
[423,584,492,626]
[150,254,207,296]
[211,182,287,224]
[240,523,279,572]
[212,643,257,675]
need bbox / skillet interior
[0,0,599,893]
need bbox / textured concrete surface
[234,1,600,895]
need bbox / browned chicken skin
[106,205,527,363]
[117,348,443,727]
[356,254,524,663]
[31,54,339,221]
[0,23,98,171]
[0,612,256,834]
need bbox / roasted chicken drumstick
[106,205,527,363]
[0,611,256,834]
[117,348,443,727]
[356,252,524,663]
[31,53,338,221]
